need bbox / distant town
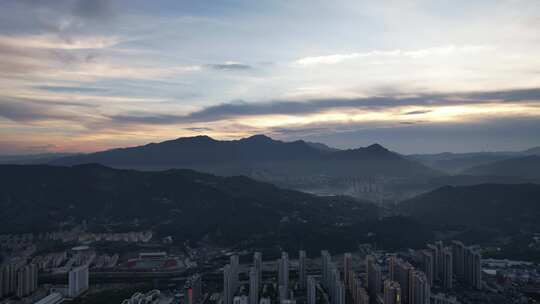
[1,224,539,304]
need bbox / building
[451,241,465,279]
[426,244,439,281]
[420,251,434,286]
[249,267,259,304]
[442,248,453,290]
[396,261,413,304]
[343,253,352,287]
[278,252,289,298]
[388,255,397,282]
[335,281,345,304]
[254,252,262,289]
[223,265,233,304]
[410,270,429,304]
[184,274,202,304]
[121,290,160,304]
[464,247,482,290]
[383,280,401,304]
[259,298,271,304]
[356,286,369,304]
[320,250,345,304]
[435,241,444,279]
[1,262,19,297]
[321,251,331,289]
[366,255,381,298]
[35,292,64,304]
[233,295,248,304]
[230,255,239,292]
[16,263,37,298]
[430,293,461,304]
[68,265,89,298]
[279,285,288,303]
[299,250,307,289]
[307,276,316,304]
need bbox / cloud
[0,34,121,50]
[34,85,109,94]
[24,143,59,152]
[403,109,432,115]
[0,96,97,122]
[0,101,73,122]
[207,62,253,71]
[184,127,213,132]
[295,45,492,66]
[105,87,540,125]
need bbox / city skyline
[1,0,540,154]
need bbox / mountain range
[409,147,540,174]
[50,134,437,177]
[3,135,540,201]
[47,135,439,201]
[400,183,540,230]
[463,155,540,179]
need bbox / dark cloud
[108,113,184,125]
[107,87,540,125]
[184,127,213,132]
[207,63,252,71]
[272,127,329,135]
[403,109,431,115]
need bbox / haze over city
[1,0,540,154]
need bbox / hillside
[400,183,540,231]
[0,164,378,249]
[463,155,540,179]
[409,146,540,173]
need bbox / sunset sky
[1,0,540,154]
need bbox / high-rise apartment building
[383,280,401,304]
[397,261,413,304]
[410,270,430,304]
[15,264,38,298]
[464,247,482,290]
[278,252,289,298]
[224,265,233,304]
[420,251,434,286]
[366,255,381,298]
[307,275,316,304]
[451,241,465,279]
[299,251,307,289]
[442,248,453,290]
[68,265,89,298]
[254,252,262,290]
[343,253,352,287]
[249,267,259,304]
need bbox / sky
[1,0,540,154]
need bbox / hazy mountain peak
[365,143,389,153]
[174,135,215,142]
[240,134,276,143]
[523,146,540,155]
